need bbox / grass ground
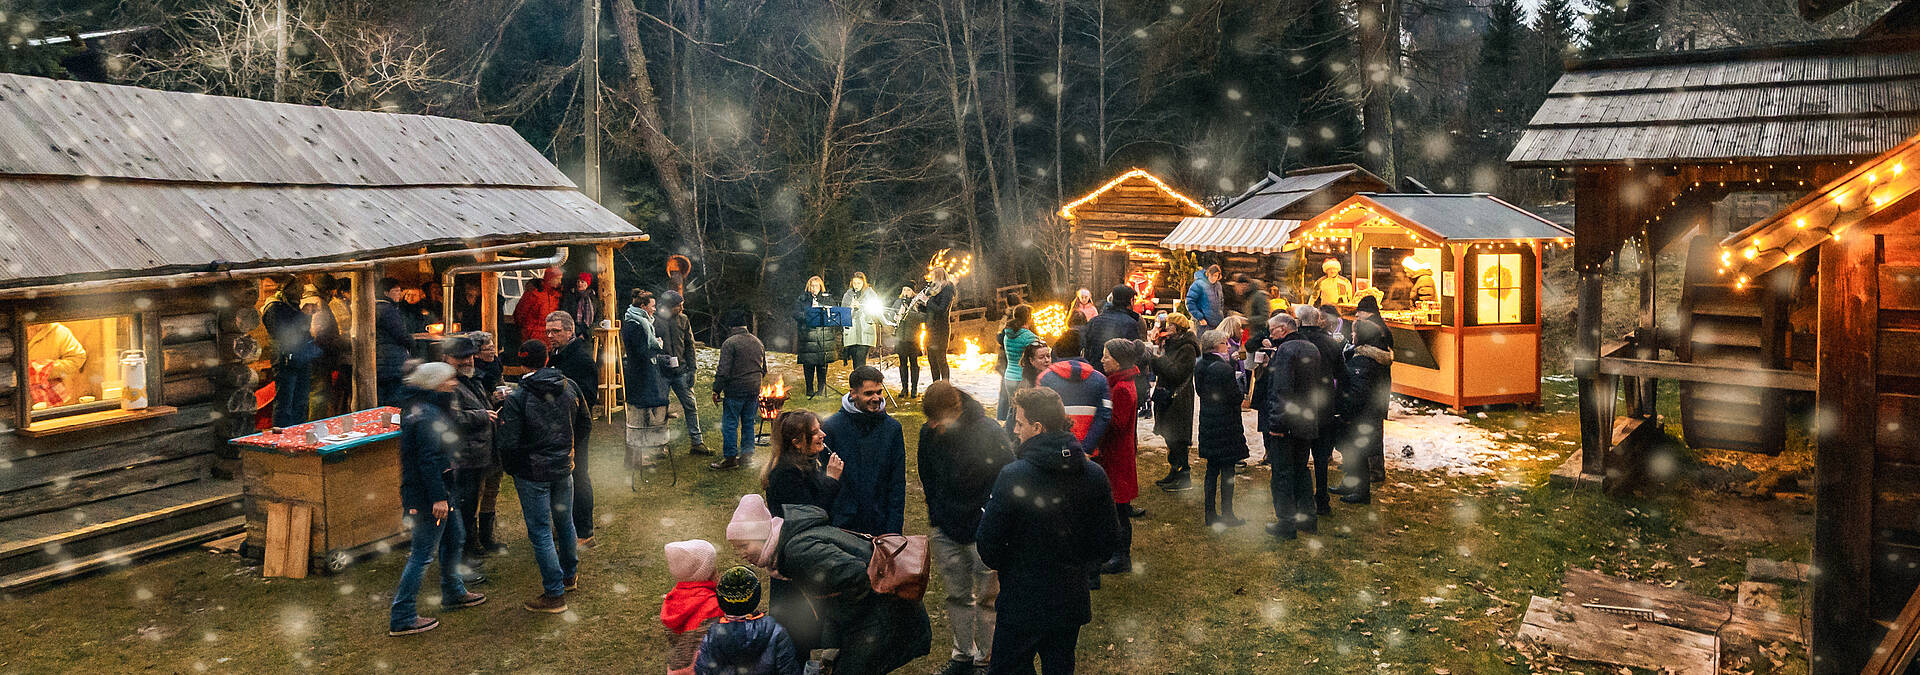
[0,362,1812,674]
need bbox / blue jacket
[821,397,907,536]
[1037,359,1110,452]
[1184,269,1217,327]
[1079,307,1142,369]
[373,299,413,381]
[694,613,803,675]
[397,386,456,510]
[976,430,1122,631]
[620,305,670,408]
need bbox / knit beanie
[725,494,774,542]
[715,566,762,616]
[1104,338,1143,369]
[664,539,718,583]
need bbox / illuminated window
[1474,253,1523,325]
[26,315,143,420]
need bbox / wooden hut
[0,74,642,591]
[1718,132,1920,673]
[1160,165,1392,298]
[1059,169,1211,304]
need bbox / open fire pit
[756,377,788,446]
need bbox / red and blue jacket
[1038,358,1111,452]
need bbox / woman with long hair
[757,410,844,654]
[996,304,1040,422]
[1151,313,1201,491]
[842,272,882,371]
[793,276,839,398]
[1004,342,1053,437]
[923,268,955,382]
[891,286,926,398]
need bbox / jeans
[844,344,871,370]
[987,624,1078,675]
[1204,459,1236,521]
[1268,435,1316,534]
[389,507,470,630]
[995,377,1019,422]
[670,369,703,444]
[931,528,998,666]
[720,395,758,459]
[272,357,312,427]
[572,427,595,539]
[514,476,579,596]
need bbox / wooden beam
[1575,270,1609,476]
[1812,231,1876,675]
[1861,584,1920,675]
[479,252,498,338]
[351,270,378,411]
[1634,240,1658,418]
[595,245,621,419]
[1582,356,1817,391]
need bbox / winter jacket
[397,386,457,510]
[1000,328,1040,382]
[765,460,840,520]
[821,397,907,536]
[497,367,590,482]
[262,293,317,365]
[514,270,563,346]
[560,288,601,335]
[1150,329,1200,446]
[1080,307,1144,370]
[772,505,932,674]
[447,373,497,471]
[1038,359,1111,452]
[657,308,697,377]
[1263,332,1332,441]
[1184,269,1218,327]
[842,287,882,348]
[1299,325,1345,396]
[923,284,955,336]
[1194,352,1248,461]
[553,335,602,409]
[622,306,670,409]
[1336,344,1393,425]
[1245,290,1272,345]
[892,298,925,357]
[793,292,842,367]
[976,430,1123,632]
[373,299,413,381]
[474,356,503,392]
[453,297,484,334]
[712,327,768,399]
[694,613,803,675]
[917,395,1014,544]
[1073,299,1099,322]
[399,300,436,335]
[1352,316,1393,353]
[663,581,724,674]
[1093,366,1141,503]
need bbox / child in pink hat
[661,539,723,675]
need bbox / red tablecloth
[231,407,401,453]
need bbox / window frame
[1462,245,1537,327]
[13,305,162,430]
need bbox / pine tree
[1585,0,1659,57]
[1468,0,1525,130]
[1284,0,1364,168]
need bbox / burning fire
[759,378,788,420]
[1032,303,1069,339]
[925,248,973,281]
[760,378,787,400]
[951,337,996,372]
[917,324,927,353]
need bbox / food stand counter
[230,407,405,575]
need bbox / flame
[1033,303,1069,339]
[950,337,996,372]
[917,324,927,352]
[759,378,787,399]
[925,248,973,281]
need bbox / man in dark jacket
[545,310,600,545]
[1333,321,1394,503]
[977,387,1123,675]
[498,340,590,614]
[388,362,486,636]
[657,291,707,455]
[821,366,907,536]
[1080,285,1143,371]
[262,276,321,427]
[440,336,499,561]
[374,278,414,406]
[1293,305,1345,516]
[918,381,1015,675]
[710,310,767,470]
[1262,313,1331,540]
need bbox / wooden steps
[0,479,241,592]
[1677,236,1787,455]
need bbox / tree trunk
[959,0,1006,241]
[1053,0,1064,206]
[937,0,982,262]
[1357,0,1398,184]
[1096,0,1107,168]
[609,0,704,259]
[996,0,1022,222]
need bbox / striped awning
[1160,217,1301,253]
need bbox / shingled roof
[1214,164,1391,220]
[0,73,639,289]
[1507,36,1920,167]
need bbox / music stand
[807,306,854,398]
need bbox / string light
[1058,168,1211,219]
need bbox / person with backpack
[497,340,591,613]
[696,566,804,675]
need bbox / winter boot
[1100,553,1131,575]
[1160,470,1193,492]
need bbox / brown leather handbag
[865,533,930,601]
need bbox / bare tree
[609,0,704,261]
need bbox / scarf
[661,581,724,633]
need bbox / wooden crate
[238,437,405,574]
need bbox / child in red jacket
[1095,338,1143,579]
[661,540,724,675]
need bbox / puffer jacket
[497,367,590,482]
[447,373,496,471]
[1194,352,1248,461]
[1184,269,1217,327]
[773,505,932,674]
[793,292,842,367]
[976,430,1122,631]
[397,386,457,510]
[917,395,1014,544]
[1263,332,1332,440]
[694,613,803,675]
[373,298,412,382]
[1336,344,1394,425]
[1037,359,1111,452]
[1150,330,1200,445]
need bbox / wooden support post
[1633,239,1658,419]
[479,252,499,338]
[351,269,378,410]
[596,245,621,419]
[1575,270,1610,477]
[1812,234,1876,675]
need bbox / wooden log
[225,388,257,415]
[208,363,257,390]
[352,270,377,410]
[162,340,221,376]
[0,424,215,494]
[1517,595,1719,675]
[228,334,261,362]
[160,313,218,345]
[225,307,261,334]
[1561,568,1804,645]
[164,373,215,405]
[0,333,12,361]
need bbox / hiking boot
[1265,523,1296,540]
[576,537,594,550]
[688,442,716,457]
[1160,472,1193,492]
[1328,485,1357,496]
[1099,554,1131,575]
[444,592,487,610]
[1340,493,1372,504]
[524,593,568,613]
[934,658,975,675]
[387,616,439,636]
[1126,504,1148,519]
[1215,515,1246,528]
[709,456,742,471]
[1153,468,1184,487]
[564,575,580,592]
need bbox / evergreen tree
[1585,0,1659,57]
[1283,0,1363,168]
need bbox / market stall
[1291,193,1571,409]
[230,408,404,577]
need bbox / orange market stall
[1290,194,1571,409]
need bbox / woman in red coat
[513,268,563,347]
[1095,337,1143,579]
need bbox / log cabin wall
[0,281,253,523]
[1064,173,1209,304]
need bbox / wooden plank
[1517,595,1719,675]
[1814,231,1878,674]
[1746,558,1810,583]
[1881,394,1920,462]
[1591,356,1816,391]
[16,406,179,438]
[0,423,213,494]
[1881,266,1920,311]
[201,532,246,553]
[159,313,219,345]
[162,341,221,376]
[1861,584,1920,675]
[352,270,377,411]
[1879,328,1920,375]
[0,454,209,521]
[285,504,311,579]
[262,500,290,578]
[0,516,243,593]
[1563,568,1804,644]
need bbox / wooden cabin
[1719,133,1920,673]
[1160,164,1392,300]
[0,74,642,591]
[1287,194,1569,409]
[1059,169,1211,304]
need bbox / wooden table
[230,408,405,576]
